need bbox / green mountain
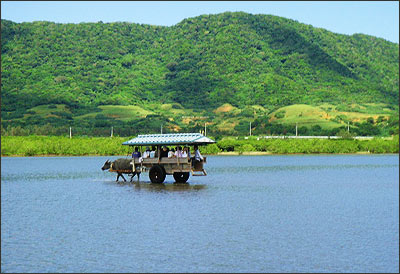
[1,12,398,137]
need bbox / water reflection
[109,180,207,192]
[139,182,206,192]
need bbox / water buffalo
[101,158,140,182]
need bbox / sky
[1,1,399,43]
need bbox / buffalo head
[101,160,112,170]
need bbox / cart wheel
[173,172,190,183]
[149,165,166,184]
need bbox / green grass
[213,103,241,116]
[75,105,155,121]
[23,104,71,119]
[157,103,193,117]
[269,103,396,129]
[270,104,341,129]
[99,105,154,121]
[69,103,395,127]
[340,103,397,115]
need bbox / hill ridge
[1,12,398,136]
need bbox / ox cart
[108,133,215,184]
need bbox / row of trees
[1,135,398,156]
[214,136,399,154]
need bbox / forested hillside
[1,12,399,137]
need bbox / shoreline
[217,151,375,156]
[3,152,398,157]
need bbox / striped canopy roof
[122,133,216,146]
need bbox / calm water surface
[1,155,399,273]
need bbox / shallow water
[1,155,399,273]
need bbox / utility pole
[205,122,207,136]
[161,125,163,134]
[69,127,72,139]
[111,126,113,137]
[249,121,252,136]
[347,121,350,133]
[296,123,298,137]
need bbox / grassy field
[28,104,71,115]
[270,104,340,129]
[75,105,155,121]
[269,103,396,129]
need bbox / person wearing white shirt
[168,148,175,158]
[149,146,156,158]
[191,145,203,167]
[194,145,203,161]
[142,147,151,158]
[174,146,183,158]
[181,148,187,158]
[184,146,191,159]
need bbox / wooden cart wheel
[173,172,190,183]
[149,165,166,184]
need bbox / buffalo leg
[120,173,127,182]
[130,172,137,182]
[116,173,127,182]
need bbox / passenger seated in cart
[168,148,175,158]
[120,133,214,183]
[160,146,169,158]
[183,146,191,158]
[192,145,203,167]
[181,147,188,158]
[132,147,141,158]
[150,146,156,158]
[175,146,183,158]
[142,147,151,158]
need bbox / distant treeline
[1,135,398,157]
[215,136,399,154]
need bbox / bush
[336,129,355,140]
[238,144,255,153]
[217,138,238,152]
[201,143,221,154]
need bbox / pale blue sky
[1,1,399,43]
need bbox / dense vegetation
[215,135,399,154]
[1,136,398,157]
[1,12,399,137]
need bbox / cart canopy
[122,133,216,146]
